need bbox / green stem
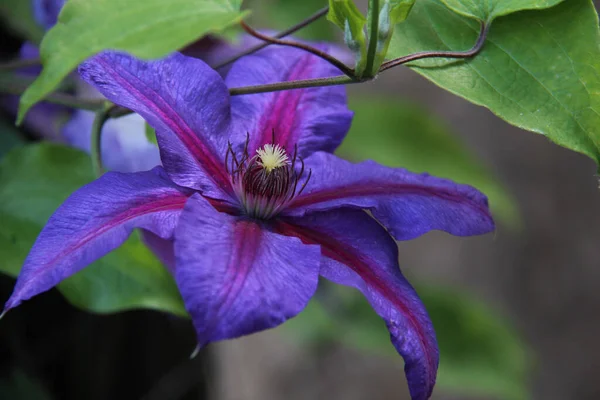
[240,21,355,78]
[379,21,490,72]
[365,0,380,77]
[109,75,360,118]
[213,6,330,70]
[91,105,112,177]
[229,75,359,96]
[0,57,41,71]
[0,75,105,111]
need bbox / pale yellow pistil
[256,144,289,173]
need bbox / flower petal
[18,42,44,75]
[3,167,191,311]
[78,52,237,198]
[276,209,438,400]
[225,45,353,157]
[287,152,495,240]
[174,194,321,346]
[32,0,64,30]
[62,110,161,173]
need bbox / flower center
[225,137,310,220]
[256,144,289,172]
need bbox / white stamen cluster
[256,144,289,173]
[226,138,311,220]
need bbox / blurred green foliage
[0,369,52,400]
[0,119,25,157]
[246,0,335,40]
[0,0,44,43]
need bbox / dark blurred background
[1,0,600,399]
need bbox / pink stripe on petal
[79,52,237,197]
[51,194,188,264]
[285,153,494,241]
[276,221,437,376]
[290,182,491,217]
[276,209,438,400]
[227,45,353,157]
[250,53,315,153]
[5,168,190,311]
[200,221,261,343]
[174,194,321,347]
[95,57,231,191]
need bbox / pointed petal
[4,167,190,311]
[78,52,237,198]
[226,45,353,157]
[174,194,321,346]
[277,209,438,400]
[287,152,494,240]
[62,110,161,173]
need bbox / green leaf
[441,0,564,21]
[17,0,248,123]
[337,96,519,227]
[389,0,416,23]
[388,0,600,170]
[285,283,531,400]
[420,285,530,400]
[283,297,337,345]
[327,0,367,36]
[0,143,186,316]
[327,0,368,74]
[369,0,417,73]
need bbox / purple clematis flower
[3,45,494,399]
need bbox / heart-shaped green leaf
[388,0,600,170]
